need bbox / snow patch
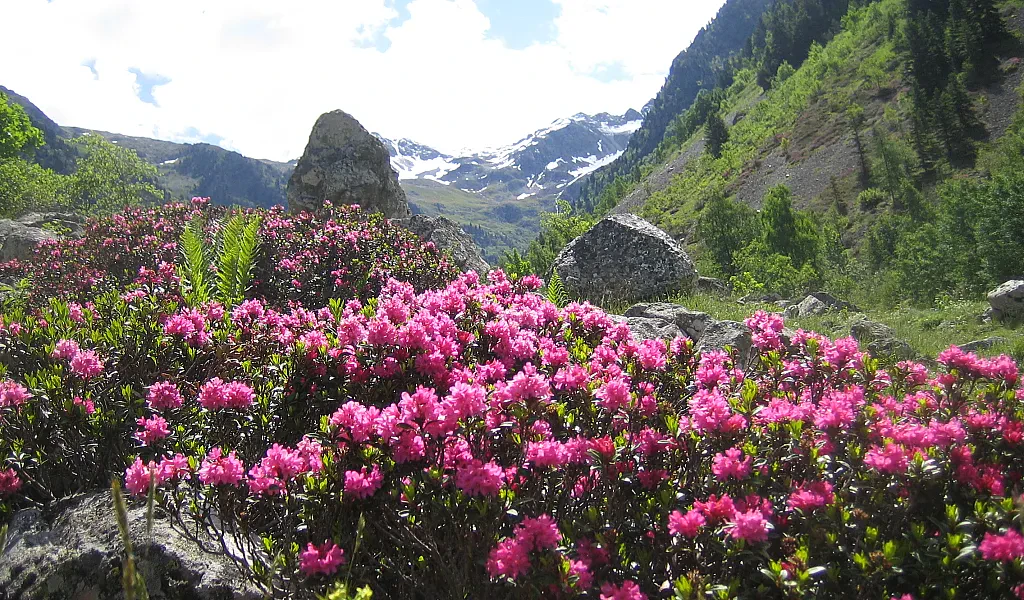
[600,119,643,135]
[566,150,624,184]
[161,158,179,165]
[517,192,536,200]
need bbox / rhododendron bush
[0,198,459,308]
[1,206,1024,599]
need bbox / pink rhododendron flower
[198,448,245,486]
[299,541,346,577]
[517,514,561,550]
[51,338,80,359]
[345,465,384,499]
[728,509,771,544]
[486,538,531,580]
[197,378,255,410]
[69,350,104,378]
[0,468,21,496]
[668,509,706,537]
[147,381,183,410]
[979,529,1024,562]
[73,395,95,414]
[787,481,835,513]
[712,447,752,481]
[134,415,170,445]
[864,443,910,474]
[569,559,594,590]
[456,460,505,497]
[0,380,31,408]
[600,580,647,600]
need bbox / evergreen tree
[704,113,729,159]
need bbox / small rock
[552,214,698,305]
[957,337,1008,353]
[695,276,729,296]
[696,320,753,364]
[738,292,783,304]
[395,214,489,275]
[623,302,712,340]
[795,295,829,317]
[987,280,1024,320]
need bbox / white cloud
[1,0,726,161]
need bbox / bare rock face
[396,214,489,275]
[552,214,697,305]
[287,110,410,219]
[0,492,260,600]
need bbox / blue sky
[1,0,727,160]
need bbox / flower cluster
[1,201,1023,599]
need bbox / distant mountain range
[376,109,642,201]
[2,84,642,262]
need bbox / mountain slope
[572,0,776,209]
[63,127,294,209]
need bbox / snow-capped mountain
[375,109,642,201]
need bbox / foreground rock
[0,211,86,262]
[553,214,697,304]
[610,315,684,341]
[696,320,753,363]
[287,110,410,219]
[395,214,489,275]
[850,317,917,361]
[0,492,260,600]
[987,280,1024,320]
[624,302,713,340]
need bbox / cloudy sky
[2,0,726,161]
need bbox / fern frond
[177,218,211,306]
[546,270,569,308]
[216,214,244,306]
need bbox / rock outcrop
[850,317,917,361]
[0,492,260,600]
[287,110,410,219]
[0,213,85,261]
[987,280,1024,320]
[553,214,697,304]
[396,214,489,275]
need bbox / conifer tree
[704,113,729,159]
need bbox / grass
[660,292,1024,362]
[403,180,548,264]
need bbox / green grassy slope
[403,180,549,264]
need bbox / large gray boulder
[696,320,753,364]
[0,492,260,599]
[987,280,1024,320]
[850,317,917,361]
[787,292,860,318]
[287,110,410,219]
[396,214,489,275]
[624,302,713,340]
[552,214,697,305]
